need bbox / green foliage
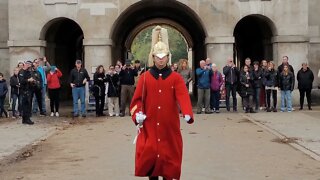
[131,25,188,65]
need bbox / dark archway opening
[111,0,206,98]
[41,18,84,101]
[234,15,275,68]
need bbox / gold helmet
[152,36,169,59]
[148,26,171,66]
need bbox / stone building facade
[0,0,319,101]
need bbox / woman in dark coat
[252,61,263,111]
[279,64,295,112]
[297,63,314,110]
[240,65,255,113]
[93,65,106,117]
[265,61,279,112]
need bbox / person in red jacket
[47,66,62,117]
[130,36,194,180]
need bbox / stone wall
[3,0,320,105]
[0,0,9,78]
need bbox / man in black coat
[223,58,240,112]
[19,61,35,125]
[278,56,295,75]
[119,60,137,117]
[297,63,314,110]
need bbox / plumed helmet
[152,33,169,59]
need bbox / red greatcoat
[130,67,194,180]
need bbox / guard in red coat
[130,37,194,180]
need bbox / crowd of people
[196,56,315,114]
[0,55,317,125]
[0,57,63,124]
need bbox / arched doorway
[110,0,206,70]
[130,23,190,65]
[40,18,84,101]
[234,15,276,68]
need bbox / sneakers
[109,114,114,117]
[51,112,59,117]
[115,114,119,117]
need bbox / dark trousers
[48,88,60,113]
[120,85,134,115]
[259,86,266,107]
[299,88,312,109]
[18,93,23,115]
[11,93,19,116]
[253,88,260,110]
[225,84,237,111]
[210,90,221,110]
[266,89,277,108]
[95,94,105,115]
[243,94,254,110]
[0,96,7,117]
[33,88,43,113]
[22,90,33,121]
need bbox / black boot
[266,107,271,112]
[24,119,34,125]
[3,110,8,118]
[250,108,256,113]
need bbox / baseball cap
[75,60,82,64]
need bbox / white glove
[136,111,146,125]
[184,115,191,122]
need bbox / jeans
[33,85,46,113]
[11,93,19,116]
[253,88,260,110]
[210,90,221,111]
[225,84,237,111]
[197,88,210,113]
[72,86,86,115]
[281,90,292,111]
[299,88,312,109]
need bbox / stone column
[83,38,113,78]
[83,38,113,107]
[272,35,309,105]
[309,37,320,87]
[7,40,46,73]
[0,42,9,77]
[205,36,235,71]
[272,35,309,75]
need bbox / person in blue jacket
[196,60,212,114]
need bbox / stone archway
[110,0,207,69]
[234,15,277,68]
[40,17,84,101]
